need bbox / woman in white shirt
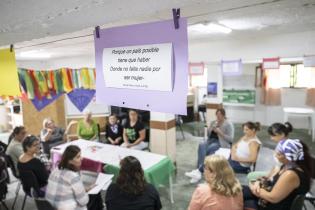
[229,121,261,173]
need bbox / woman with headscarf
[243,139,313,210]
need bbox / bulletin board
[223,89,256,105]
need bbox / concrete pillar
[149,112,176,162]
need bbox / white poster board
[102,43,172,91]
[65,95,110,117]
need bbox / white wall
[16,30,315,128]
[216,63,309,128]
[189,30,315,129]
[189,30,315,63]
[17,54,95,69]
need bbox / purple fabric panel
[94,19,188,115]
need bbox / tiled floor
[2,122,315,210]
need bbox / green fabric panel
[103,157,175,188]
[247,171,268,181]
[22,70,35,99]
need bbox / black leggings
[243,185,259,210]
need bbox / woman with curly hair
[105,156,162,210]
[188,155,243,210]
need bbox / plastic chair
[5,155,21,210]
[97,123,101,141]
[31,189,55,210]
[289,194,305,210]
[251,145,261,172]
[175,115,185,140]
[0,161,9,210]
[304,155,315,210]
[19,170,43,210]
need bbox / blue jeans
[242,185,258,209]
[228,157,251,174]
[197,138,220,173]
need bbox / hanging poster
[94,19,188,115]
[189,62,204,75]
[103,43,172,91]
[221,59,242,76]
[262,57,280,69]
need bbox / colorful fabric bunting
[31,93,63,111]
[67,88,96,112]
[17,68,96,111]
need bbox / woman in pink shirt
[188,155,243,210]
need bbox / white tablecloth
[52,139,166,170]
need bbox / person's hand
[86,183,97,192]
[126,143,133,148]
[213,127,221,134]
[249,181,261,196]
[47,128,53,133]
[69,120,78,125]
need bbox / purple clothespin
[172,8,180,29]
[95,26,100,38]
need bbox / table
[283,107,315,142]
[0,132,10,145]
[51,140,175,203]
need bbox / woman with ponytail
[247,122,294,181]
[229,122,262,173]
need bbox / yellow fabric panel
[0,49,21,96]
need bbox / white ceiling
[1,0,315,60]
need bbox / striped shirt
[46,168,89,210]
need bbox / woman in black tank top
[243,139,314,210]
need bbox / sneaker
[190,177,201,184]
[185,169,202,179]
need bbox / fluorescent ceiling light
[188,23,232,34]
[218,19,266,30]
[18,50,51,59]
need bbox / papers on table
[52,140,166,170]
[215,148,231,159]
[88,173,113,194]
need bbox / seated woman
[243,139,313,210]
[186,108,234,183]
[6,126,27,174]
[247,122,293,181]
[46,145,103,210]
[105,156,162,210]
[41,118,75,154]
[105,114,123,145]
[77,110,98,141]
[121,110,148,150]
[17,135,49,196]
[188,155,243,210]
[229,121,261,174]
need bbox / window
[276,64,312,88]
